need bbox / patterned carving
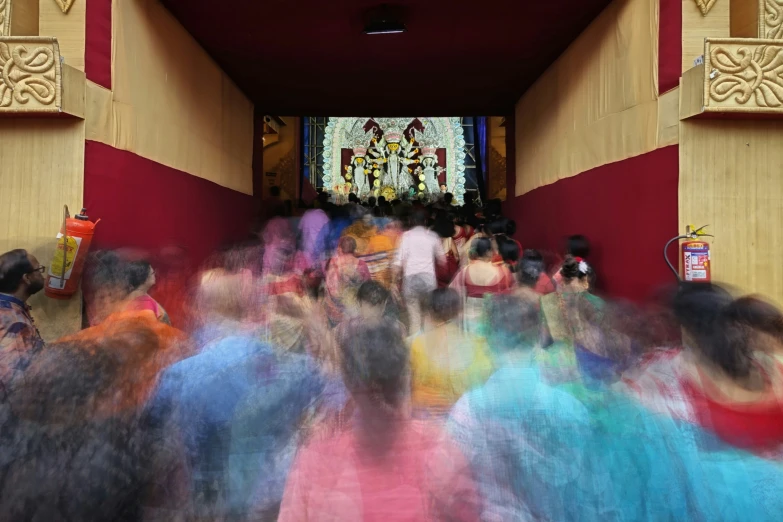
[706,40,783,110]
[692,0,717,16]
[274,146,297,199]
[488,146,507,199]
[0,0,9,37]
[53,0,75,14]
[763,0,783,39]
[0,38,62,113]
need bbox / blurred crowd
[1,190,782,521]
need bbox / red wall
[658,0,682,94]
[84,141,257,266]
[503,146,679,302]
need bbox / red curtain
[658,0,682,94]
[503,146,679,302]
[85,0,112,89]
[84,141,257,267]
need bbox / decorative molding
[762,0,783,39]
[693,0,718,16]
[705,38,783,112]
[0,37,62,113]
[52,0,75,14]
[0,0,9,37]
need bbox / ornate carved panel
[53,0,75,14]
[0,37,62,113]
[0,0,9,37]
[704,38,783,114]
[762,0,783,39]
[274,146,297,199]
[488,146,507,200]
[693,0,718,16]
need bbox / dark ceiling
[161,0,611,116]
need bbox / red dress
[452,225,474,253]
[464,266,513,297]
[683,361,783,453]
[451,263,514,298]
[437,237,460,288]
[624,349,783,457]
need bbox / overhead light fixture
[364,4,406,35]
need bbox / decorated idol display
[344,126,375,198]
[321,117,468,204]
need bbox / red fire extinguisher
[664,225,712,282]
[45,206,100,300]
[681,239,711,282]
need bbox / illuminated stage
[313,117,479,204]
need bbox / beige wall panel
[679,119,783,305]
[61,64,85,118]
[109,0,254,194]
[657,87,680,146]
[680,64,706,119]
[85,80,112,141]
[0,118,85,339]
[221,75,254,171]
[514,0,661,196]
[682,0,730,72]
[38,0,85,69]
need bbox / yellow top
[410,323,494,414]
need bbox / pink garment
[129,294,158,314]
[124,294,170,324]
[277,418,481,522]
[298,209,329,267]
[262,218,296,275]
[394,226,446,279]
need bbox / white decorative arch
[322,117,467,204]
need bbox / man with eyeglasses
[0,249,46,361]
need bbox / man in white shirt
[393,209,446,334]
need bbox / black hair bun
[561,255,580,279]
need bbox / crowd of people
[1,190,782,521]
